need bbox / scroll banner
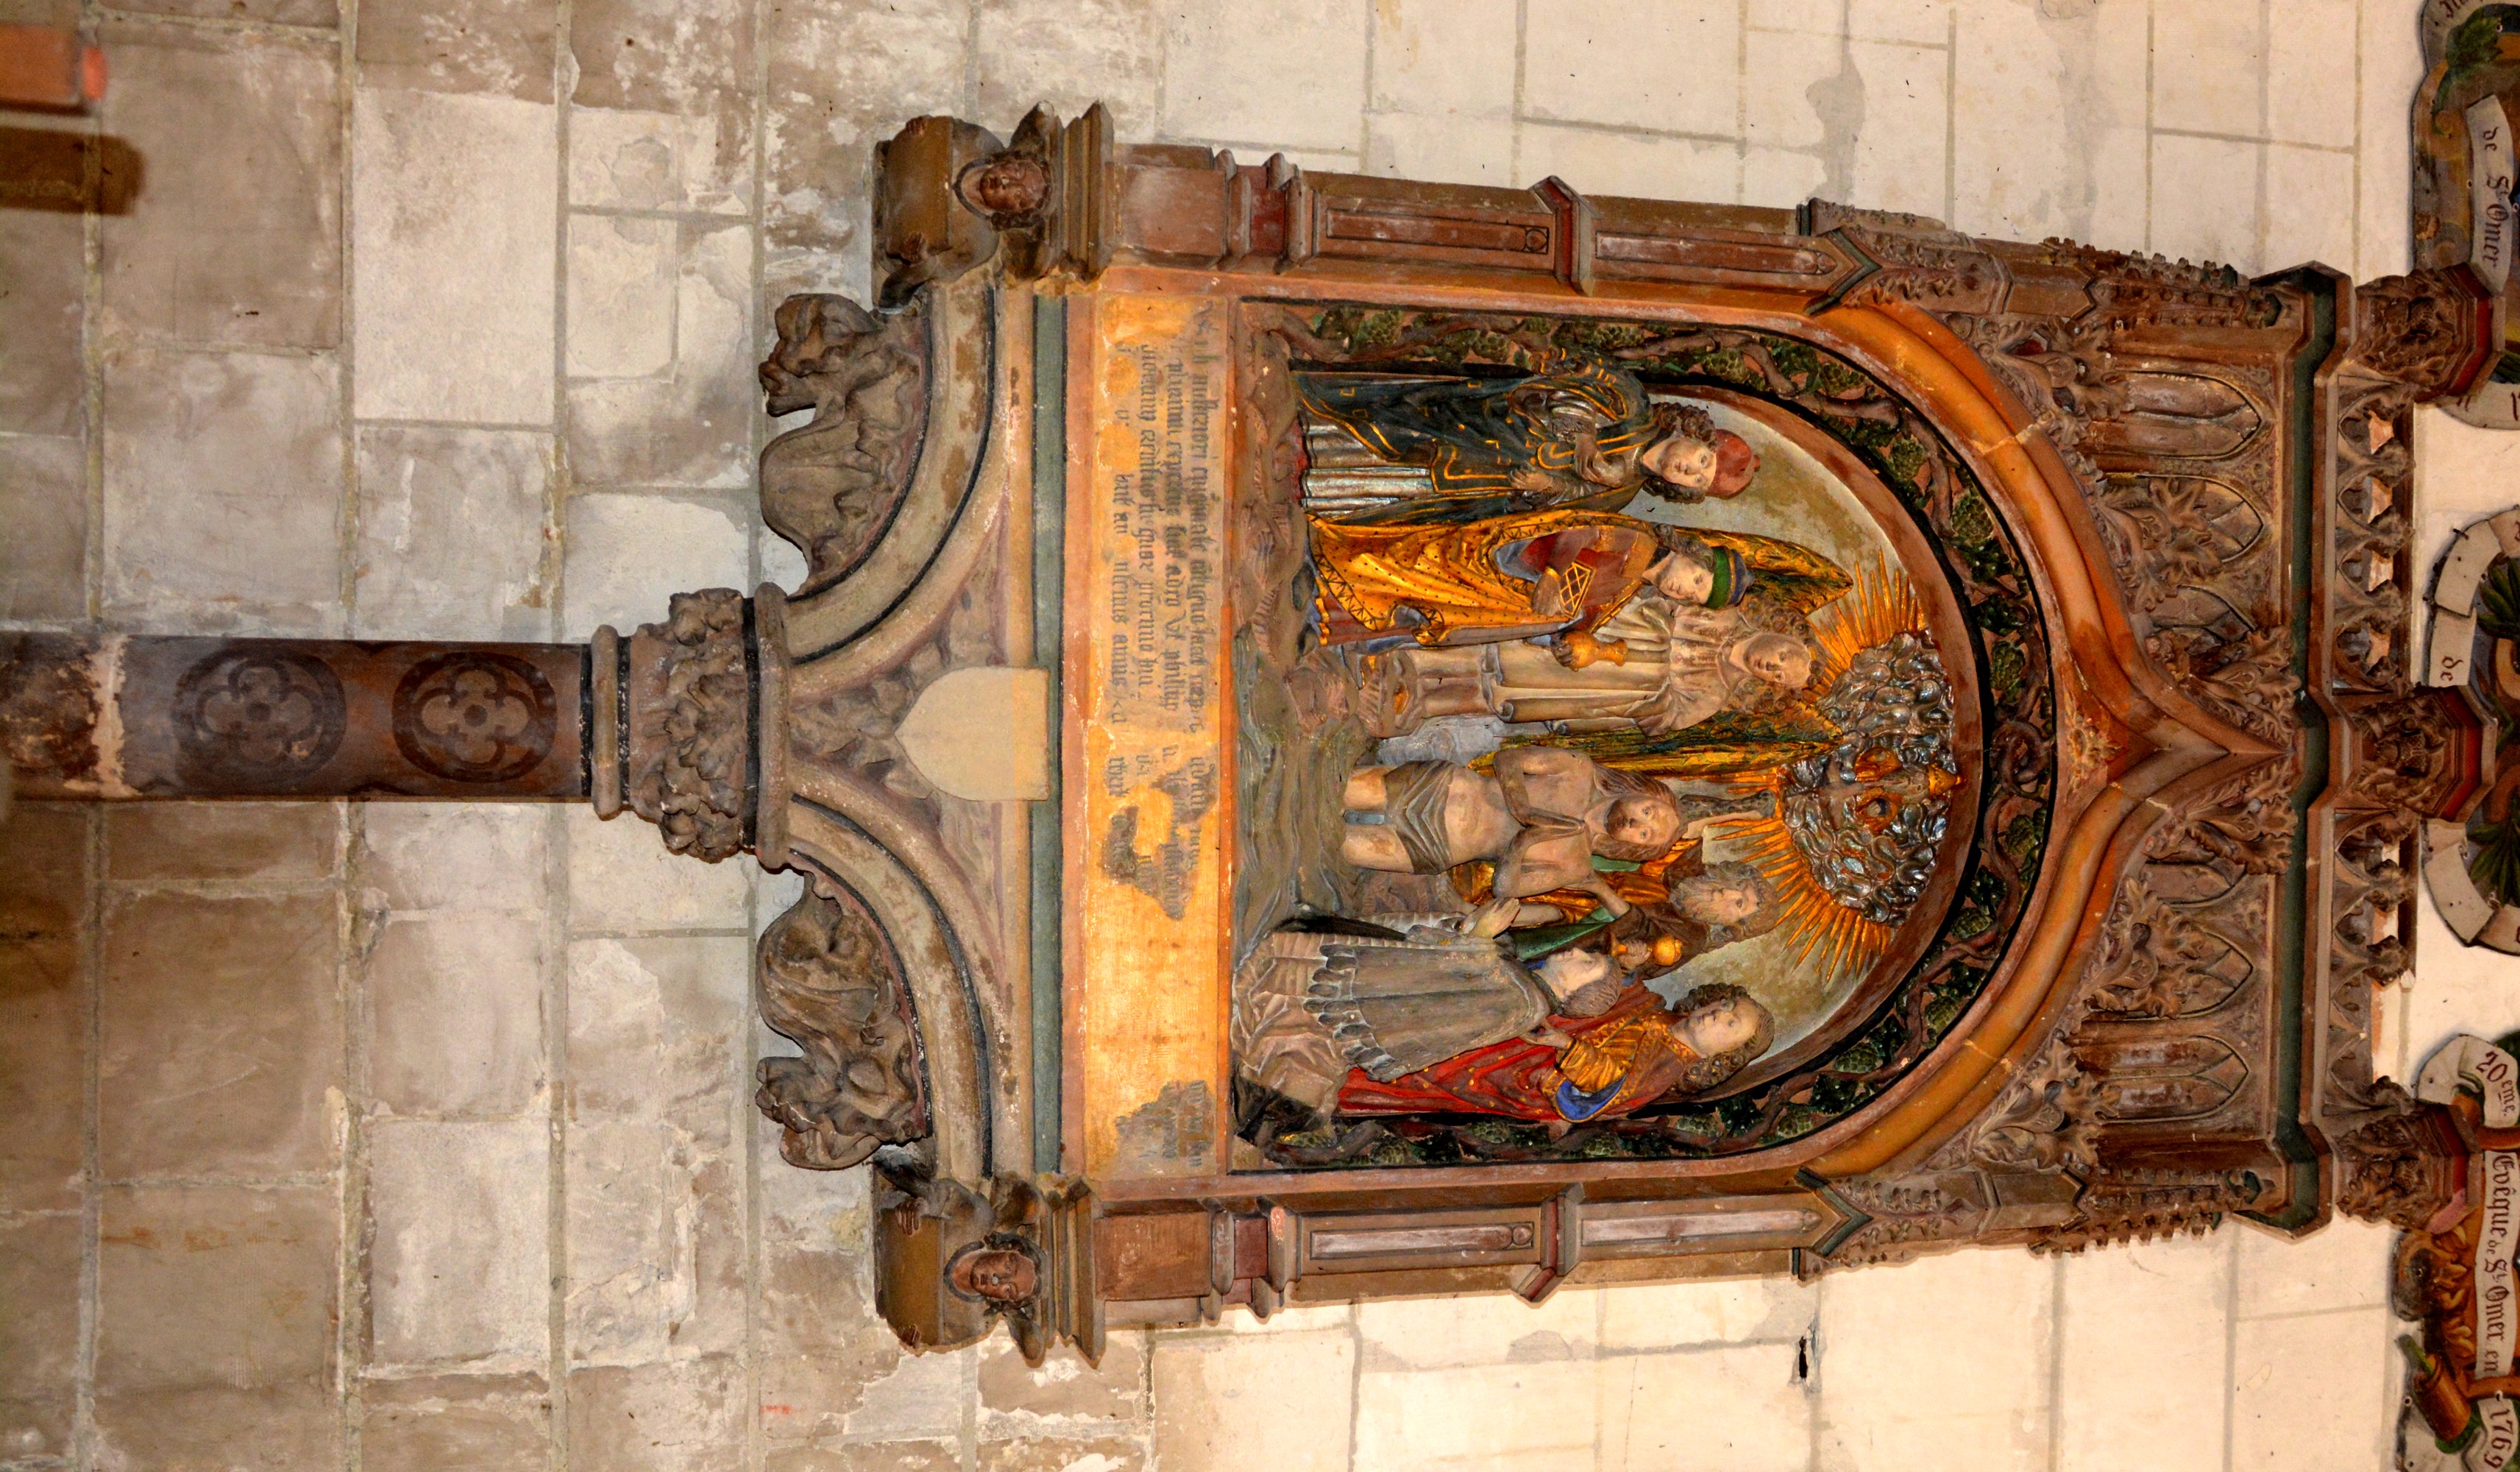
[2422,1,2520,427]
[2458,94,2520,429]
[2470,96,2516,294]
[2419,1036,2520,1127]
[2482,1151,2520,1380]
[2473,1396,2520,1471]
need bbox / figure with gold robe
[1308,506,1846,656]
[1547,982,1775,1120]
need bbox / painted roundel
[173,649,347,786]
[391,651,558,784]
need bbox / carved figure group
[1227,349,1885,1134]
[1316,514,1841,745]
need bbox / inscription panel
[1069,292,1231,1181]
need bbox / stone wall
[0,1,2482,1469]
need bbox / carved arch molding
[0,103,2499,1361]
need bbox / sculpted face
[1606,793,1680,853]
[960,155,1051,218]
[1538,944,1616,997]
[1650,549,1716,604]
[1742,633,1814,689]
[1680,998,1761,1056]
[1680,882,1761,927]
[1642,434,1719,489]
[948,1246,1039,1304]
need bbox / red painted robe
[1334,982,1681,1121]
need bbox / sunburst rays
[1700,559,1931,983]
[1702,800,1898,982]
[1807,558,1930,691]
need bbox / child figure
[1338,747,1682,930]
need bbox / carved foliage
[1816,212,2006,315]
[2087,882,2253,1020]
[2335,1092,2458,1231]
[2320,811,2418,1142]
[1970,1041,2101,1173]
[2046,245,2287,332]
[2144,628,2293,745]
[2092,461,2287,744]
[2331,376,2416,696]
[786,573,1004,814]
[2346,696,2462,813]
[2145,757,2299,877]
[629,590,750,862]
[1806,1175,1984,1271]
[755,886,928,1170]
[2336,811,2415,988]
[2037,1167,2263,1254]
[2090,474,2265,615]
[2349,269,2484,397]
[759,294,928,590]
[1942,245,2300,744]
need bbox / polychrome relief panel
[1217,304,2056,1168]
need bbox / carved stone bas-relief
[760,294,929,591]
[4,99,2500,1365]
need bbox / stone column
[0,587,748,832]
